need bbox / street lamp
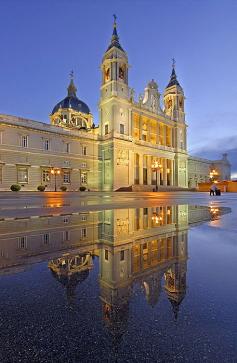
[51,168,61,191]
[151,160,162,191]
[209,169,218,182]
[151,212,163,224]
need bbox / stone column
[147,155,152,186]
[139,154,143,185]
[156,122,160,144]
[164,126,167,146]
[129,150,134,185]
[139,116,143,140]
[163,158,167,186]
[147,121,151,143]
[173,159,176,186]
[129,109,132,137]
[170,159,173,186]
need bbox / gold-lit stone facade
[0,19,231,191]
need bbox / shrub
[37,185,45,192]
[10,184,21,192]
[60,186,67,192]
[79,186,86,192]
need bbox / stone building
[188,153,231,188]
[0,17,231,191]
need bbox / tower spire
[166,58,181,89]
[67,70,77,97]
[106,15,124,52]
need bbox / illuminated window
[81,172,87,184]
[18,236,27,249]
[43,233,49,245]
[82,146,87,155]
[104,249,109,261]
[120,124,124,134]
[105,124,108,135]
[63,170,70,184]
[42,169,50,183]
[21,135,28,148]
[17,167,28,183]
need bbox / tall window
[82,146,87,155]
[21,135,28,148]
[42,169,50,183]
[120,124,125,134]
[43,233,50,245]
[17,167,28,183]
[44,139,49,151]
[65,143,70,153]
[63,230,70,242]
[0,166,2,183]
[81,172,87,184]
[63,170,70,184]
[81,228,87,239]
[104,249,109,261]
[120,250,125,261]
[18,236,27,249]
[105,124,109,135]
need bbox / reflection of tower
[142,270,162,307]
[48,253,93,307]
[99,240,132,343]
[164,230,188,320]
[102,292,130,345]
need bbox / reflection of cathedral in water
[0,204,231,337]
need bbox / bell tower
[99,16,132,191]
[100,15,129,101]
[164,60,188,188]
[99,15,131,139]
[164,59,185,123]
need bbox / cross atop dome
[67,70,77,97]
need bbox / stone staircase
[115,185,191,192]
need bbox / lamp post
[209,169,218,182]
[151,160,162,191]
[51,168,61,192]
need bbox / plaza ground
[0,191,236,219]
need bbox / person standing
[210,183,217,196]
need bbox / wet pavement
[0,192,236,362]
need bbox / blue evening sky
[0,0,237,171]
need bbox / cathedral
[0,17,231,191]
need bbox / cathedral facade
[0,18,231,191]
